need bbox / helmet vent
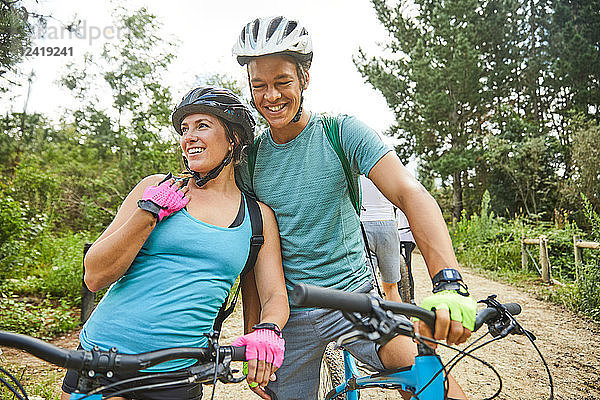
[267,16,283,41]
[284,21,298,38]
[252,19,260,42]
[240,29,246,45]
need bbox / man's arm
[368,152,474,346]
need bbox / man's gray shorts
[363,220,402,283]
[266,282,396,400]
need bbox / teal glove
[420,290,477,331]
[243,361,259,388]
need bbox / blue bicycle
[293,283,554,400]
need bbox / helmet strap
[183,151,234,188]
[183,121,236,188]
[291,94,304,123]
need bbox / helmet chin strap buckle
[183,152,234,188]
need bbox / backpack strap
[322,114,384,297]
[321,115,361,215]
[212,193,264,334]
[247,136,261,191]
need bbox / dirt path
[2,254,599,399]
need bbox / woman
[61,87,288,399]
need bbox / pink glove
[141,179,189,221]
[232,329,285,368]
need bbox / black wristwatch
[431,268,470,296]
[137,199,161,220]
[252,322,282,337]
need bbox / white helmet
[232,16,313,66]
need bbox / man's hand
[417,290,477,347]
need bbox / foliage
[561,118,600,217]
[357,0,523,219]
[0,7,182,337]
[453,191,600,321]
[359,0,599,221]
[0,183,47,279]
[0,294,78,338]
[0,0,31,78]
[480,106,558,219]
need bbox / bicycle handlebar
[0,331,246,374]
[291,284,521,333]
[291,284,436,329]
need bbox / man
[233,16,476,400]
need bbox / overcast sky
[8,0,399,137]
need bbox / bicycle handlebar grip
[230,345,246,361]
[504,303,521,316]
[291,284,373,313]
[474,302,522,331]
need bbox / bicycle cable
[79,370,191,398]
[93,378,194,399]
[460,299,554,400]
[413,334,503,400]
[0,365,28,400]
[210,339,220,400]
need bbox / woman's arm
[252,202,289,329]
[83,174,165,292]
[241,271,261,334]
[238,202,288,396]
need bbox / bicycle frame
[327,348,445,400]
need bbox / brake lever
[338,301,415,346]
[479,295,532,339]
[188,354,245,384]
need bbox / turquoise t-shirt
[237,113,391,306]
[80,199,251,371]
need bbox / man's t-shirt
[237,113,391,306]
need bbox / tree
[356,0,520,219]
[482,106,557,217]
[0,0,30,81]
[59,7,181,226]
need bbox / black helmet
[172,86,255,188]
[172,86,255,146]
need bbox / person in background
[359,174,404,303]
[396,207,417,304]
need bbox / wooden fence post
[81,243,95,324]
[521,235,528,271]
[573,235,582,282]
[539,235,551,283]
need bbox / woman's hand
[232,327,285,394]
[140,174,190,221]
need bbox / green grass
[452,191,600,323]
[0,357,62,400]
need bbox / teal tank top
[80,198,251,371]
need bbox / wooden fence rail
[521,235,600,284]
[573,236,600,282]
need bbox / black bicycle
[0,331,247,400]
